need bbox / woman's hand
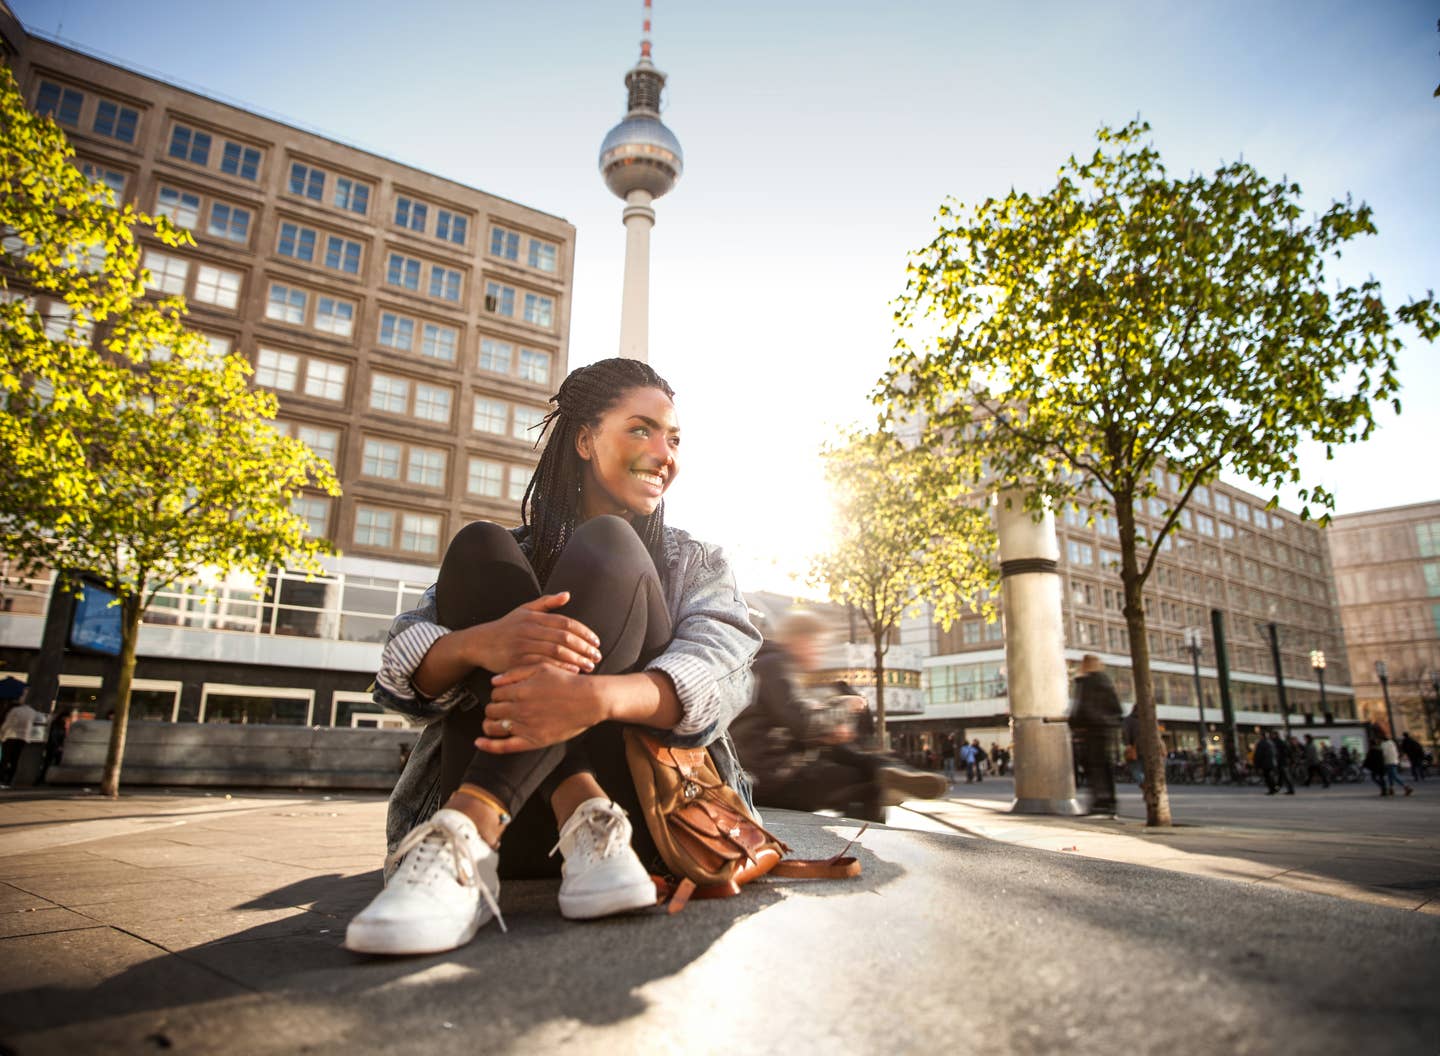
[466,593,603,674]
[474,664,606,754]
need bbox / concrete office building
[897,473,1359,753]
[0,5,574,727]
[1329,500,1440,743]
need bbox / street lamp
[1310,649,1328,720]
[1184,627,1207,757]
[1375,660,1396,738]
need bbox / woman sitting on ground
[347,358,761,955]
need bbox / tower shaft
[618,190,655,361]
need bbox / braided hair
[521,357,675,586]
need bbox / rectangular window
[266,283,307,324]
[473,397,508,435]
[168,124,211,165]
[255,348,300,391]
[1433,603,1440,638]
[303,359,348,401]
[400,513,441,556]
[1423,562,1440,597]
[511,404,546,441]
[324,235,362,275]
[1197,513,1216,536]
[193,264,241,308]
[220,141,261,181]
[369,373,409,414]
[289,162,325,201]
[1219,521,1236,540]
[354,506,394,548]
[1234,501,1250,523]
[387,253,421,291]
[479,338,511,374]
[395,196,428,232]
[421,322,457,362]
[490,227,520,260]
[378,312,415,351]
[413,382,453,424]
[407,446,447,488]
[467,458,504,498]
[1066,540,1095,566]
[37,81,84,126]
[334,177,369,215]
[362,439,403,479]
[81,162,126,195]
[1214,492,1232,515]
[429,265,462,302]
[92,100,139,143]
[277,222,317,262]
[436,210,468,245]
[506,469,528,503]
[527,239,557,273]
[290,494,329,537]
[156,187,201,229]
[1417,522,1440,558]
[207,202,251,244]
[314,296,354,338]
[143,250,189,295]
[485,282,515,316]
[522,293,553,327]
[517,348,550,385]
[296,424,340,467]
[1194,485,1210,506]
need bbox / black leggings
[436,516,671,878]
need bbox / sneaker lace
[550,801,629,865]
[394,816,507,933]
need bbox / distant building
[899,473,1358,753]
[1329,500,1440,743]
[0,6,574,726]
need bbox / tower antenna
[641,0,652,60]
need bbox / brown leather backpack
[622,728,862,913]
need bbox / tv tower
[598,0,683,362]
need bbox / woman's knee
[444,520,518,563]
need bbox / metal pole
[1210,609,1241,782]
[1376,661,1396,738]
[1267,621,1291,739]
[1185,628,1207,758]
[1316,664,1326,718]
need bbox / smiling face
[575,385,680,521]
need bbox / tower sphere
[599,115,683,199]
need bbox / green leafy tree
[811,427,997,745]
[882,119,1438,826]
[0,65,340,796]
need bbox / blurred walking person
[1069,655,1121,815]
[1381,734,1414,797]
[1302,734,1330,789]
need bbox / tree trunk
[873,635,887,750]
[99,594,143,798]
[1115,497,1172,826]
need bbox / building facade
[1329,500,1440,744]
[0,9,574,726]
[899,472,1359,754]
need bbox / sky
[14,0,1439,595]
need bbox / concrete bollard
[996,490,1083,815]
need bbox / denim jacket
[373,524,761,866]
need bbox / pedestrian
[729,609,945,822]
[969,739,988,783]
[1253,732,1280,795]
[1380,734,1414,797]
[1399,732,1426,781]
[1271,731,1296,795]
[1302,734,1329,789]
[1068,655,1122,815]
[1363,732,1387,796]
[0,684,42,788]
[941,733,957,784]
[346,358,762,956]
[35,708,72,785]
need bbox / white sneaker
[345,808,504,955]
[551,798,656,920]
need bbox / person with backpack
[1069,655,1122,814]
